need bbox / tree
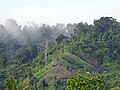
[6,76,33,90]
[56,34,69,44]
[17,77,33,90]
[67,74,103,90]
[40,79,48,90]
[6,76,17,90]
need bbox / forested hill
[0,17,120,90]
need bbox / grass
[62,53,95,70]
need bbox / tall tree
[67,74,103,90]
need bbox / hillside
[0,17,120,90]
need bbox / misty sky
[0,0,120,26]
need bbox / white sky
[0,0,120,26]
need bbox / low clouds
[0,19,75,46]
[5,18,22,37]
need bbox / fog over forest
[0,0,120,89]
[0,17,120,90]
[0,18,77,45]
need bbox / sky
[0,0,120,26]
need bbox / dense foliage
[0,17,120,90]
[67,74,103,90]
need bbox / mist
[0,19,77,46]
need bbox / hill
[0,17,120,90]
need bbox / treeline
[0,19,76,66]
[66,17,120,69]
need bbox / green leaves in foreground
[67,74,103,90]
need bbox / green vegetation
[6,76,32,90]
[0,17,120,90]
[111,87,120,90]
[67,74,103,90]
